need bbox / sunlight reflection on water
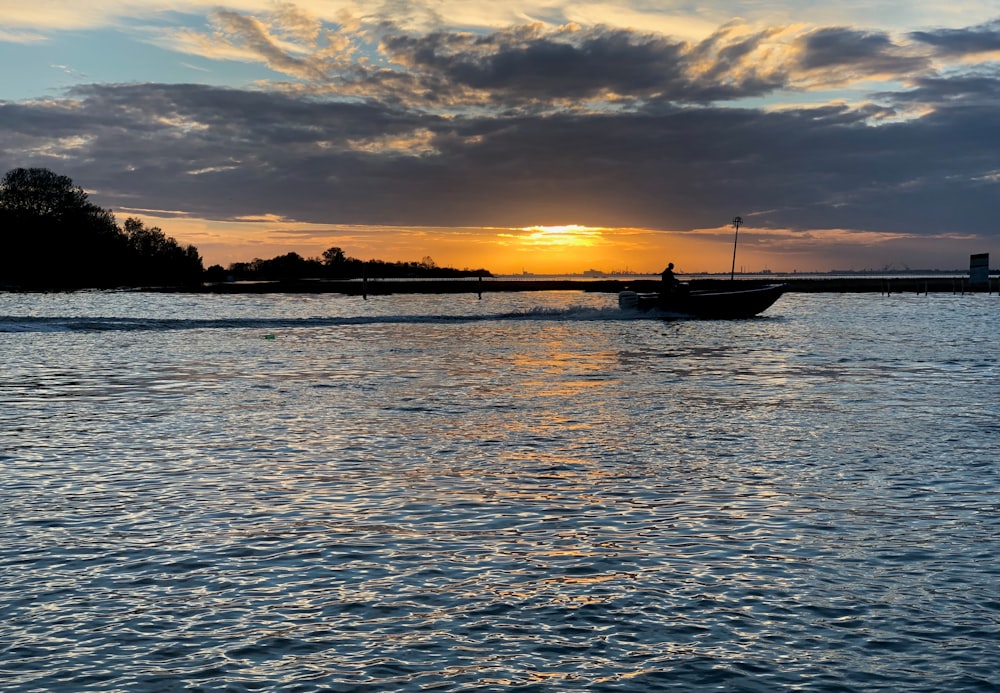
[1,290,998,691]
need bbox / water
[1,290,998,691]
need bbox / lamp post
[730,216,743,281]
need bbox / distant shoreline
[130,275,999,295]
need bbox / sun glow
[135,213,952,277]
[515,225,607,248]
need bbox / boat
[618,282,787,318]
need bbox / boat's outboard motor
[618,290,639,310]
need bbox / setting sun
[514,225,607,248]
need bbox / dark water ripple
[1,291,998,691]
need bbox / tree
[0,168,90,219]
[322,246,346,266]
[124,217,171,258]
[0,167,203,288]
[122,217,204,286]
[1,167,125,287]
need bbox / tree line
[1,167,490,289]
[0,168,203,289]
[210,247,490,282]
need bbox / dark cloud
[910,18,1000,56]
[382,26,687,99]
[191,14,939,109]
[797,27,930,75]
[376,23,791,107]
[1,17,998,250]
[880,72,1000,108]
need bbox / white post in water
[730,216,743,282]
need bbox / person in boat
[661,262,679,297]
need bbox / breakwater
[173,275,997,295]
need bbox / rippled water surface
[2,290,998,691]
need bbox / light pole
[730,216,743,281]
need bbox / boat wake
[0,305,640,333]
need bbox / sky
[1,1,998,274]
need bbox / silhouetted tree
[322,246,346,266]
[204,264,228,282]
[122,217,204,286]
[0,167,203,288]
[265,252,311,279]
[224,246,490,281]
[0,168,91,218]
[1,167,124,287]
[225,252,323,280]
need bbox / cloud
[910,18,1000,57]
[156,9,997,114]
[5,79,997,234]
[157,15,790,109]
[377,23,796,106]
[1,10,998,253]
[795,27,930,80]
[2,2,995,38]
[880,72,1000,110]
[207,9,331,82]
[0,28,49,43]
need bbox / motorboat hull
[619,283,786,318]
